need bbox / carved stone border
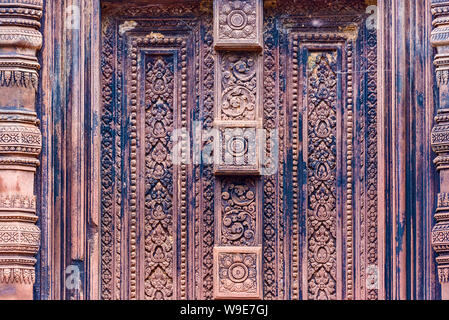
[126,36,188,300]
[291,31,359,300]
[98,5,216,300]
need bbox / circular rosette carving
[221,86,255,120]
[228,262,248,283]
[226,135,248,157]
[221,128,257,166]
[219,0,256,39]
[219,253,257,293]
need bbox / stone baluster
[431,0,449,300]
[0,0,42,300]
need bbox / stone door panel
[99,0,380,300]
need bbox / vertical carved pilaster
[0,0,42,299]
[431,0,449,299]
[212,0,263,299]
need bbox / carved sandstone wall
[0,0,436,300]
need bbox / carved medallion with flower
[213,247,262,299]
[217,127,258,171]
[219,252,257,292]
[217,0,257,40]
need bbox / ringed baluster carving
[0,0,43,299]
[431,0,449,299]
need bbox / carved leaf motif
[220,53,257,121]
[144,55,175,300]
[307,52,338,300]
[221,179,257,246]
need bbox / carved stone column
[431,0,449,300]
[0,0,42,300]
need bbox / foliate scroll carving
[0,0,42,299]
[144,54,175,300]
[219,53,257,121]
[306,51,338,300]
[218,178,258,246]
[213,247,262,299]
[214,0,262,50]
[212,0,263,301]
[431,0,449,290]
[214,51,262,175]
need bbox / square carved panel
[215,52,262,122]
[213,246,262,299]
[214,126,261,174]
[214,0,263,50]
[216,177,260,246]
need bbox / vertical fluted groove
[0,0,42,300]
